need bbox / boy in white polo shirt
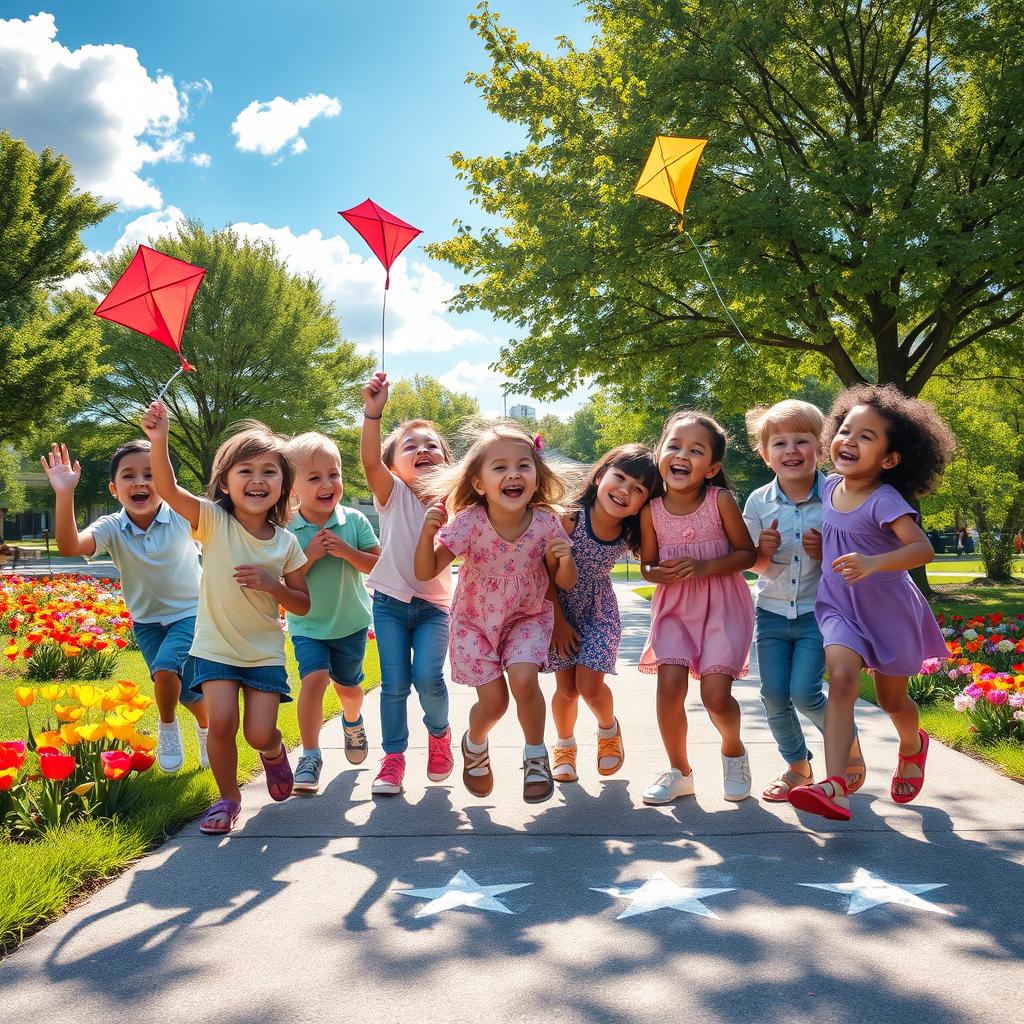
[285,433,381,794]
[42,440,208,773]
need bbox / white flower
[963,629,978,640]
[996,639,1015,652]
[1013,710,1024,722]
[954,694,977,712]
[941,627,955,637]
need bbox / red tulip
[38,751,76,781]
[100,749,132,780]
[0,741,27,771]
[130,748,156,773]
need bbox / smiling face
[472,438,538,512]
[594,463,650,521]
[221,454,285,517]
[762,429,820,486]
[292,453,343,518]
[830,404,900,482]
[109,452,161,520]
[392,427,446,490]
[658,420,720,495]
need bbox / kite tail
[684,231,755,355]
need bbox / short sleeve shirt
[189,500,307,667]
[286,505,379,640]
[88,504,200,625]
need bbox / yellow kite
[633,136,708,228]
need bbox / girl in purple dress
[548,445,661,783]
[789,385,955,822]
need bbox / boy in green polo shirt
[286,433,381,793]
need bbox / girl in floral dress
[414,421,577,804]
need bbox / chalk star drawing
[800,868,950,915]
[592,871,736,919]
[394,870,532,918]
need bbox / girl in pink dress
[639,412,756,806]
[415,421,577,804]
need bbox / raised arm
[414,501,455,581]
[360,372,395,507]
[40,444,95,557]
[141,401,201,530]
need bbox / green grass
[0,641,380,953]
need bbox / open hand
[802,528,822,561]
[362,372,389,418]
[141,401,169,441]
[832,551,876,584]
[40,444,81,493]
[233,564,278,593]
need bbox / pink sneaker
[426,727,454,782]
[371,752,405,796]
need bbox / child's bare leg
[874,672,923,798]
[184,696,208,728]
[153,669,183,725]
[656,665,690,774]
[699,673,743,757]
[507,662,545,746]
[575,667,615,731]
[333,680,365,723]
[297,669,330,750]
[204,681,242,803]
[241,689,285,759]
[468,677,510,746]
[822,645,863,806]
[551,668,580,738]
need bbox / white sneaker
[722,749,751,801]
[157,719,184,773]
[642,768,695,805]
[195,723,210,769]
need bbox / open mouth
[669,464,691,481]
[129,492,151,506]
[414,456,436,469]
[608,493,628,508]
[836,450,857,464]
[781,458,806,468]
[501,484,525,500]
[244,489,269,500]
[315,492,336,504]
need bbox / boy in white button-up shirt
[743,401,863,803]
[42,440,208,774]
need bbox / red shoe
[371,752,406,796]
[788,776,851,821]
[891,729,929,804]
[426,727,454,782]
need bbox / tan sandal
[597,722,625,777]
[846,737,867,794]
[552,744,578,783]
[461,732,493,797]
[762,767,813,803]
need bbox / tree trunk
[974,497,1023,583]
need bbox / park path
[1,587,1021,1024]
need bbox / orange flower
[14,687,36,707]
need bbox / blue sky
[0,2,593,415]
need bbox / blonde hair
[286,431,342,472]
[422,419,567,514]
[745,400,826,451]
[207,421,293,527]
[381,419,452,467]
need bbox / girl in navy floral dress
[548,445,660,782]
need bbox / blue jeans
[372,592,450,754]
[755,608,828,765]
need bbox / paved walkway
[2,591,1021,1023]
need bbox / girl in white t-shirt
[361,372,454,797]
[143,401,309,835]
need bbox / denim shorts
[133,617,200,704]
[291,629,368,688]
[189,657,292,702]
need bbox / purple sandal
[260,749,294,801]
[199,799,241,835]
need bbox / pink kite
[339,199,422,369]
[94,245,206,398]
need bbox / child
[41,440,208,773]
[639,412,756,804]
[549,444,660,783]
[415,421,577,803]
[285,433,381,794]
[788,385,955,822]
[361,372,454,796]
[142,402,310,835]
[743,401,866,801]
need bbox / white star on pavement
[800,867,951,916]
[592,871,736,919]
[394,870,532,918]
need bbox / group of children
[42,372,955,834]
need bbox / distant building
[509,404,536,421]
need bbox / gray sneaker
[292,753,323,794]
[343,719,369,764]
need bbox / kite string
[684,230,755,355]
[156,364,186,403]
[381,285,388,373]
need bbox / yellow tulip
[104,714,135,742]
[130,694,153,711]
[35,729,63,749]
[120,707,145,724]
[77,722,109,743]
[14,687,36,707]
[116,681,139,701]
[133,734,157,752]
[70,781,95,798]
[59,724,82,746]
[75,685,99,708]
[39,685,63,701]
[54,704,87,723]
[125,729,147,749]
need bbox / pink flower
[965,684,983,699]
[920,658,942,675]
[986,690,1009,706]
[1008,692,1024,709]
[953,694,976,712]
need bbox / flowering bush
[2,680,156,836]
[2,575,133,680]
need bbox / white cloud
[112,206,187,250]
[439,360,505,394]
[231,94,341,157]
[190,152,212,167]
[0,12,202,209]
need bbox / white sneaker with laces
[195,722,210,769]
[157,718,185,773]
[642,768,695,805]
[722,749,751,801]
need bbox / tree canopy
[431,0,1024,399]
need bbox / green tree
[86,221,376,487]
[432,1,1024,400]
[380,374,481,442]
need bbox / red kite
[339,199,422,369]
[94,245,206,397]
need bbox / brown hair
[657,410,733,492]
[745,400,826,451]
[206,421,293,527]
[381,419,452,468]
[110,439,151,481]
[423,419,567,514]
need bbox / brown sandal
[461,732,493,797]
[762,767,813,803]
[523,753,554,803]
